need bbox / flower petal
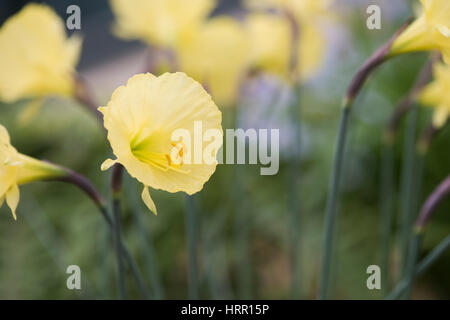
[141,185,157,215]
[101,158,117,171]
[6,184,20,220]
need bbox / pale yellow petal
[433,106,450,128]
[101,158,117,171]
[6,184,20,220]
[141,185,157,215]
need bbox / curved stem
[318,19,412,300]
[55,168,149,298]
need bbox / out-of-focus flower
[0,124,66,220]
[245,0,333,22]
[110,0,216,49]
[99,73,223,214]
[419,63,450,127]
[176,16,249,107]
[0,4,81,103]
[390,0,450,64]
[246,12,325,82]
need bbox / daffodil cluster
[110,0,331,107]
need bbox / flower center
[130,134,189,174]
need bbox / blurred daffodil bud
[99,73,223,215]
[0,125,66,220]
[110,0,216,49]
[419,63,450,128]
[245,12,325,83]
[0,4,82,103]
[176,16,249,107]
[390,0,450,64]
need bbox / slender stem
[380,58,434,295]
[185,195,199,299]
[416,174,450,229]
[387,173,450,299]
[399,104,419,277]
[386,234,450,299]
[319,106,350,299]
[403,231,423,299]
[56,169,149,298]
[288,84,303,299]
[380,137,395,295]
[111,164,127,299]
[126,177,164,299]
[318,20,412,300]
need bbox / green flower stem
[386,234,450,300]
[185,195,199,299]
[389,173,450,299]
[288,83,303,299]
[403,230,423,299]
[111,164,127,299]
[380,59,433,295]
[318,20,412,299]
[57,167,149,298]
[399,104,419,277]
[126,176,164,299]
[285,9,303,299]
[319,106,350,300]
[380,135,395,295]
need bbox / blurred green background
[0,0,449,299]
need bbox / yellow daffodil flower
[0,4,82,103]
[99,72,223,215]
[419,63,450,128]
[390,0,450,64]
[176,16,249,107]
[110,0,216,48]
[246,12,325,82]
[0,124,66,220]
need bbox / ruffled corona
[0,4,81,103]
[390,0,450,63]
[110,0,216,48]
[419,63,450,128]
[0,125,66,219]
[99,73,223,215]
